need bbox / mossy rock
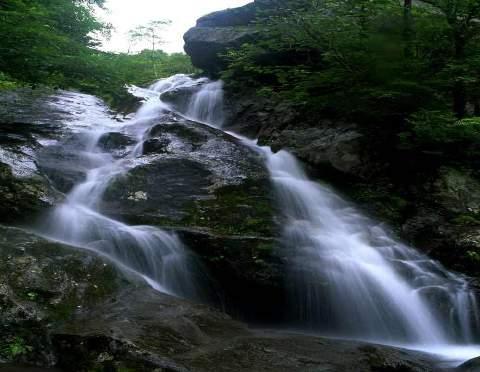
[0,161,58,224]
[100,114,276,240]
[0,225,123,366]
[180,180,275,237]
[434,167,480,215]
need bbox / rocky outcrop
[95,112,281,318]
[183,2,262,73]
[0,89,68,223]
[100,112,274,234]
[261,123,373,178]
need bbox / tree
[419,0,480,117]
[128,20,171,77]
[404,0,414,57]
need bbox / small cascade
[144,74,225,127]
[185,80,225,126]
[39,87,204,299]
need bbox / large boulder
[101,113,273,233]
[183,2,268,73]
[99,113,282,317]
[261,123,373,178]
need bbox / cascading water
[262,148,480,345]
[38,88,203,299]
[34,74,480,365]
[154,74,480,364]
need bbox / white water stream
[39,89,201,298]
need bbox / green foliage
[221,0,480,150]
[452,214,480,226]
[0,337,32,360]
[0,0,197,105]
[403,110,480,147]
[0,72,19,90]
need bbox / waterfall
[262,148,479,345]
[38,89,203,299]
[35,74,480,364]
[154,74,480,363]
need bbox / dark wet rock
[102,113,273,235]
[103,157,214,221]
[36,141,87,194]
[0,88,119,219]
[141,137,171,154]
[97,132,135,152]
[0,121,60,223]
[100,113,282,319]
[0,88,72,130]
[160,81,204,110]
[457,356,480,371]
[177,229,284,323]
[0,225,122,367]
[0,225,440,372]
[263,125,372,178]
[183,2,261,73]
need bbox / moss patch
[350,184,410,226]
[181,180,275,237]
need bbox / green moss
[181,181,274,237]
[451,214,480,226]
[351,186,409,225]
[0,336,32,360]
[466,250,480,263]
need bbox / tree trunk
[152,35,158,78]
[474,100,480,116]
[403,0,414,57]
[453,33,467,118]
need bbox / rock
[183,2,262,73]
[196,4,257,27]
[0,225,440,372]
[0,225,123,367]
[184,27,257,74]
[101,113,273,235]
[38,130,135,193]
[457,356,480,371]
[433,167,480,215]
[97,132,135,152]
[36,135,91,193]
[98,113,280,313]
[0,88,120,219]
[262,125,372,178]
[177,229,284,322]
[160,80,205,110]
[0,122,60,222]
